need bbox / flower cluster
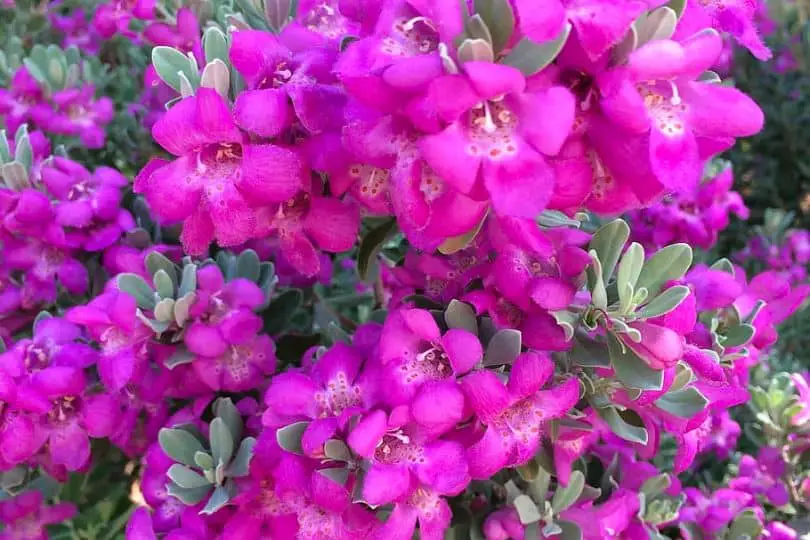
[0,46,113,149]
[627,164,749,252]
[0,127,134,334]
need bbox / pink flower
[462,352,580,478]
[0,491,75,540]
[134,88,307,255]
[347,407,470,506]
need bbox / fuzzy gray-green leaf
[203,27,229,65]
[117,273,156,309]
[444,300,478,335]
[209,418,234,466]
[483,329,522,366]
[168,464,211,489]
[167,481,212,505]
[200,485,230,515]
[227,437,256,477]
[608,333,664,391]
[502,23,571,76]
[655,387,709,418]
[551,470,585,513]
[588,219,630,285]
[514,494,541,525]
[636,243,692,298]
[473,0,514,52]
[638,285,691,319]
[146,252,178,289]
[597,407,648,445]
[236,249,261,282]
[214,397,243,445]
[276,421,309,455]
[159,428,207,467]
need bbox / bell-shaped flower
[461,352,580,478]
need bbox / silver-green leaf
[636,243,693,298]
[159,428,207,467]
[209,418,234,465]
[502,23,571,76]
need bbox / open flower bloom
[597,30,764,195]
[134,88,307,255]
[378,308,481,405]
[264,342,371,456]
[417,62,575,219]
[461,352,580,478]
[0,491,76,540]
[347,406,470,506]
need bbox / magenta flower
[92,0,155,39]
[347,407,470,506]
[461,352,580,479]
[67,290,153,391]
[25,366,119,471]
[370,487,452,540]
[0,317,98,378]
[0,67,43,135]
[134,88,307,255]
[673,0,771,60]
[628,167,749,251]
[729,446,791,506]
[377,308,481,405]
[417,63,575,219]
[679,487,757,536]
[597,31,764,194]
[264,342,371,456]
[30,85,114,149]
[253,187,359,277]
[184,265,276,391]
[144,8,203,64]
[511,0,655,59]
[230,29,346,138]
[336,105,487,250]
[0,491,75,540]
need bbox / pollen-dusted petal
[416,439,469,495]
[507,352,554,400]
[483,152,554,219]
[649,121,701,193]
[419,124,481,195]
[465,426,510,480]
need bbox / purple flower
[183,265,276,391]
[511,0,655,60]
[0,491,75,540]
[679,487,757,536]
[143,8,203,65]
[461,352,580,479]
[134,88,307,255]
[264,342,371,456]
[416,63,575,219]
[0,67,42,135]
[67,290,153,391]
[30,85,114,149]
[347,406,470,506]
[673,0,772,61]
[230,29,346,138]
[729,446,791,506]
[377,308,481,406]
[597,30,764,195]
